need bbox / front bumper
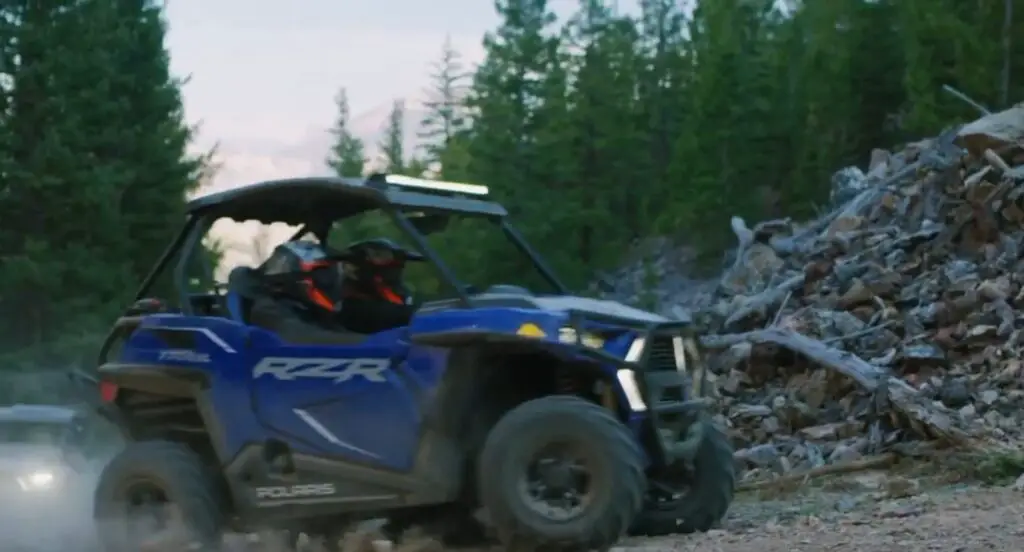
[561,310,710,468]
[0,492,83,549]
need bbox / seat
[226,267,265,323]
[248,295,368,345]
[230,267,366,345]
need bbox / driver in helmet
[337,238,420,334]
[248,240,363,344]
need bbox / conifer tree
[326,88,367,177]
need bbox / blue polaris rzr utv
[87,173,734,551]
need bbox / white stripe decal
[292,408,380,459]
[149,326,237,354]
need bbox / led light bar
[384,174,489,196]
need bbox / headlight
[616,369,648,412]
[558,327,605,348]
[17,470,56,491]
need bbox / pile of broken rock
[693,103,1024,484]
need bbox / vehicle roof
[0,404,78,424]
[187,176,507,225]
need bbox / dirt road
[620,480,1023,552]
[9,469,1022,552]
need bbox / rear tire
[93,440,226,551]
[629,417,735,535]
[478,395,645,551]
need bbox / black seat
[230,267,367,345]
[225,267,265,323]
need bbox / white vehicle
[0,404,89,496]
[0,404,100,549]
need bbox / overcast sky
[163,0,647,192]
[163,0,639,262]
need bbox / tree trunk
[1000,0,1012,107]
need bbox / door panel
[250,341,421,472]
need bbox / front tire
[629,416,735,535]
[93,440,226,551]
[478,396,646,551]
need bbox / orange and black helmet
[341,238,423,306]
[262,241,345,314]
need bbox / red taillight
[99,380,119,403]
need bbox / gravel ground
[8,471,1023,552]
[363,473,1024,552]
[619,477,1024,552]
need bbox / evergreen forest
[0,0,1020,374]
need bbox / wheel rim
[517,442,592,522]
[115,480,189,551]
[645,467,694,511]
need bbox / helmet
[341,238,422,306]
[261,241,344,314]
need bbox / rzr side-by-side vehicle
[89,173,735,551]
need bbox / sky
[163,0,608,194]
[162,0,636,265]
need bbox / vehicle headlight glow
[619,337,648,411]
[558,327,605,348]
[17,470,56,491]
[616,369,647,412]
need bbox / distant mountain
[199,99,430,194]
[197,99,431,273]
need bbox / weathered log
[701,328,984,448]
[737,453,897,492]
[723,274,805,331]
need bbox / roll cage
[132,174,567,317]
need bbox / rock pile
[693,103,1024,484]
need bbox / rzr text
[252,357,389,383]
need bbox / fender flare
[98,362,210,398]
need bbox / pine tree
[898,0,1002,134]
[665,0,790,241]
[405,156,429,177]
[635,0,688,181]
[466,0,560,200]
[561,0,644,268]
[0,0,132,347]
[419,36,470,168]
[379,99,406,174]
[461,0,568,288]
[844,0,907,152]
[0,5,18,253]
[634,0,690,236]
[105,0,209,284]
[326,88,367,177]
[0,0,203,352]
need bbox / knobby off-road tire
[478,395,646,551]
[94,440,226,551]
[629,416,735,535]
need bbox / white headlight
[616,369,648,412]
[17,470,56,491]
[557,327,605,348]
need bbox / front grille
[646,337,677,371]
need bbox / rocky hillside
[610,103,1024,486]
